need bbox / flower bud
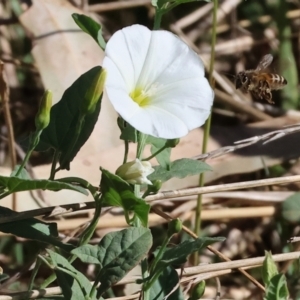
[82,68,106,115]
[167,218,182,237]
[165,138,180,148]
[116,159,154,185]
[146,180,162,194]
[188,281,206,300]
[35,90,52,131]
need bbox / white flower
[116,159,154,185]
[103,25,214,139]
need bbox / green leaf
[155,237,225,272]
[0,207,74,252]
[72,227,152,296]
[36,66,103,170]
[146,135,171,169]
[264,274,289,300]
[281,193,300,223]
[10,165,30,179]
[0,175,88,197]
[117,117,137,142]
[149,266,184,300]
[149,158,211,183]
[72,13,106,50]
[100,168,150,226]
[262,251,279,287]
[47,250,96,300]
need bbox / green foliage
[100,168,150,226]
[72,227,152,296]
[149,158,211,182]
[264,274,289,300]
[47,250,96,300]
[153,237,225,272]
[72,14,106,50]
[36,66,103,170]
[0,207,74,252]
[262,252,289,300]
[262,251,279,287]
[149,266,184,300]
[274,0,299,109]
[0,172,88,199]
[146,135,171,169]
[188,281,206,300]
[281,193,300,223]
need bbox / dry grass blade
[194,123,300,160]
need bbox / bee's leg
[264,90,274,104]
[261,81,274,104]
[258,81,274,104]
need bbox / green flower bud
[262,251,278,286]
[116,159,154,185]
[35,90,52,131]
[188,281,206,300]
[82,68,106,115]
[165,138,180,148]
[145,179,162,195]
[167,218,182,237]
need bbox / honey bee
[235,54,287,104]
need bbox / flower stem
[153,9,162,30]
[142,145,168,161]
[193,0,218,265]
[123,139,129,164]
[15,130,41,177]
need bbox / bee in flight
[235,54,287,104]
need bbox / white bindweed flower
[103,25,214,139]
[116,159,154,185]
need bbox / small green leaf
[10,165,31,179]
[155,237,225,272]
[146,135,175,169]
[281,193,300,223]
[118,118,137,142]
[47,250,96,300]
[71,244,100,265]
[72,13,106,50]
[100,168,150,226]
[149,158,211,183]
[0,207,74,252]
[262,251,279,287]
[72,227,152,296]
[0,175,88,197]
[149,266,184,300]
[36,66,103,170]
[264,274,289,300]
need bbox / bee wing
[255,54,273,71]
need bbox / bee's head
[235,72,248,89]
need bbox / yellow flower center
[130,87,151,107]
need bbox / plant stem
[49,150,60,180]
[123,139,129,164]
[193,0,218,265]
[153,10,162,30]
[142,145,168,161]
[15,131,41,177]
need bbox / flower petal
[103,25,214,139]
[103,25,151,91]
